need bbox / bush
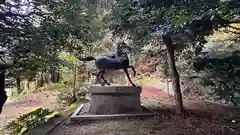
[57,85,87,104]
[4,108,58,135]
[42,83,66,91]
[135,76,158,85]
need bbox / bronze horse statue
[79,41,136,86]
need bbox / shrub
[4,108,58,135]
[135,76,158,85]
[57,85,87,104]
[42,83,66,91]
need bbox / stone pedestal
[89,86,142,114]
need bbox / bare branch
[228,25,240,31]
[223,28,240,35]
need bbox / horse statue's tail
[79,56,96,61]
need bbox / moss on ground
[135,76,159,85]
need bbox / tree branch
[228,25,240,31]
[223,28,240,35]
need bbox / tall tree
[0,0,57,112]
[42,0,107,88]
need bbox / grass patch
[7,90,28,103]
[110,83,128,86]
[135,76,158,85]
[108,75,159,86]
[8,94,27,102]
[68,103,78,111]
[42,83,66,91]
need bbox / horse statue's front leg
[128,65,136,77]
[123,68,136,87]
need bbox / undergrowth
[42,83,66,91]
[3,108,59,135]
[7,89,28,103]
[57,85,87,104]
[135,76,158,85]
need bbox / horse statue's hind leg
[95,70,104,86]
[99,70,110,86]
[128,65,136,77]
[123,68,136,87]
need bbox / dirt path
[0,91,62,131]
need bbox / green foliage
[0,0,55,78]
[42,0,107,56]
[0,0,108,92]
[8,90,28,102]
[43,83,66,91]
[170,8,191,25]
[57,51,75,86]
[4,108,58,135]
[190,30,240,105]
[194,53,240,105]
[60,66,74,86]
[58,52,76,65]
[135,76,158,85]
[107,0,240,52]
[57,85,87,104]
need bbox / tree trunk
[26,77,32,91]
[163,35,184,114]
[36,71,44,87]
[35,72,41,88]
[15,72,21,94]
[50,67,56,83]
[40,72,44,87]
[0,71,7,114]
[43,72,49,84]
[50,68,60,83]
[75,66,81,89]
[55,70,60,83]
[26,80,30,92]
[72,64,77,102]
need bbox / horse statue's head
[116,40,132,57]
